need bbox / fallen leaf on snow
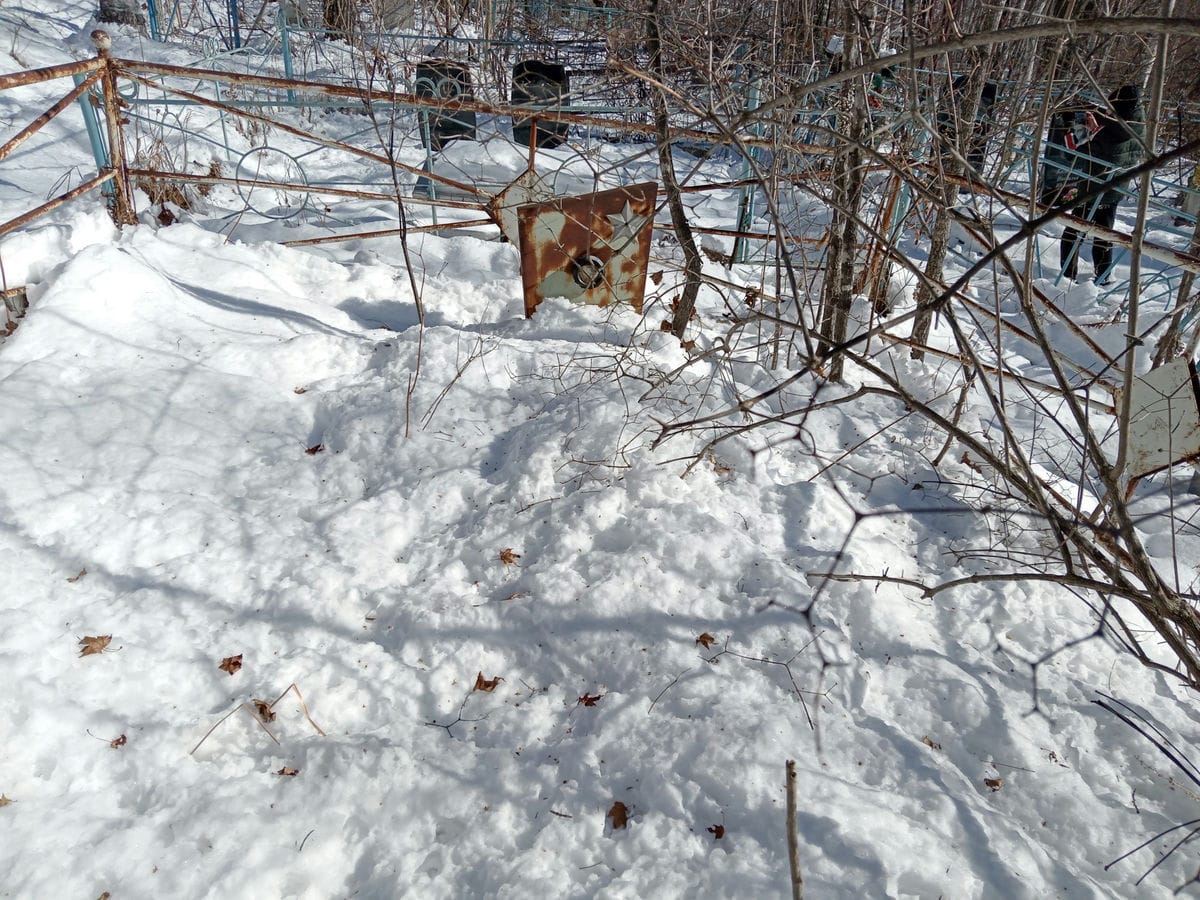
[707,824,725,839]
[502,591,528,601]
[304,444,324,455]
[254,699,276,722]
[218,654,243,676]
[578,693,603,707]
[66,568,87,583]
[0,794,13,807]
[110,734,127,749]
[499,548,521,566]
[78,635,111,657]
[707,454,730,474]
[921,736,941,751]
[607,801,629,830]
[474,672,503,692]
[984,777,1004,792]
[293,386,307,394]
[277,767,300,777]
[696,632,717,649]
[960,451,983,474]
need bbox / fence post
[227,0,242,49]
[91,30,138,226]
[73,73,111,192]
[732,78,762,265]
[147,0,160,41]
[280,12,297,105]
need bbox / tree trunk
[817,11,868,381]
[324,0,356,40]
[647,0,704,340]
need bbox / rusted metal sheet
[517,182,656,317]
[488,167,552,246]
[2,285,27,319]
[1121,358,1200,480]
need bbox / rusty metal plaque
[516,182,656,317]
[1121,358,1200,480]
[488,167,552,248]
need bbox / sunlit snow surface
[2,7,1200,898]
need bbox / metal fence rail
[2,29,1199,355]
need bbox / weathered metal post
[147,0,160,40]
[732,78,762,265]
[279,11,297,105]
[91,30,138,226]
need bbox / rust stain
[516,182,656,317]
[488,167,552,246]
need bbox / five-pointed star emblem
[605,200,648,250]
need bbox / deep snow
[2,5,1200,899]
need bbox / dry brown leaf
[960,452,983,474]
[707,454,731,475]
[97,893,110,900]
[650,270,664,285]
[218,654,243,676]
[253,699,276,722]
[984,777,1004,792]
[277,767,299,777]
[696,632,717,649]
[110,734,127,749]
[293,387,307,394]
[607,801,629,830]
[0,794,13,808]
[499,548,521,566]
[78,635,112,657]
[304,444,324,455]
[578,693,603,707]
[707,824,725,839]
[473,672,503,693]
[66,568,87,583]
[921,736,941,751]
[501,591,529,602]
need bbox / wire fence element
[1,29,1198,348]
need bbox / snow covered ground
[3,5,1200,899]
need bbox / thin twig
[647,667,692,714]
[190,702,280,756]
[269,682,327,737]
[786,760,803,900]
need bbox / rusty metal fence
[3,28,1200,346]
[0,30,840,256]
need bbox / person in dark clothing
[965,78,998,177]
[935,75,999,183]
[1051,84,1145,283]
